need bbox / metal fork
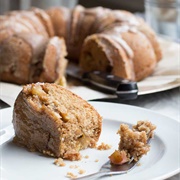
[74,158,138,180]
[74,137,152,180]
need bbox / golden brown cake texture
[13,83,102,160]
[109,121,156,164]
[0,6,162,84]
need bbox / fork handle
[74,171,109,180]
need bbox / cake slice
[80,33,135,81]
[13,83,102,160]
[109,121,156,164]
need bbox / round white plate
[0,102,179,180]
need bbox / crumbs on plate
[78,169,86,174]
[69,165,79,169]
[54,158,66,166]
[84,155,89,159]
[66,172,77,179]
[96,142,112,150]
[66,168,85,179]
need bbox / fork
[73,158,139,180]
[74,137,152,180]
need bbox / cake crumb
[69,165,79,169]
[95,159,99,162]
[66,172,77,179]
[54,158,66,166]
[137,162,141,166]
[84,155,89,159]
[97,142,112,150]
[78,169,86,174]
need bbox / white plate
[0,107,13,130]
[0,102,179,180]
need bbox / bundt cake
[0,5,162,84]
[13,83,102,160]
